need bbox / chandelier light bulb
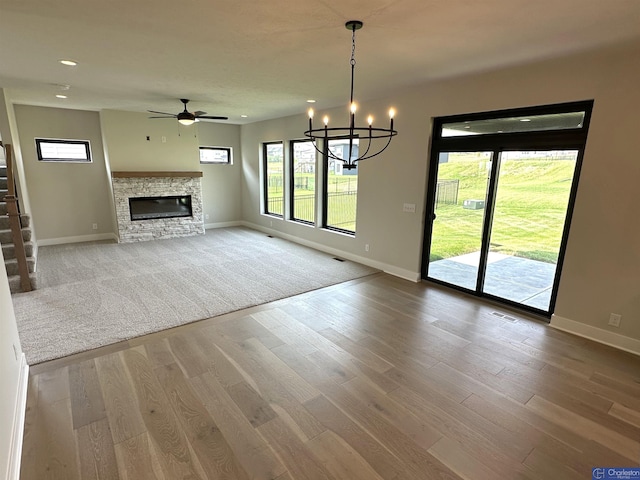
[323,116,329,126]
[367,115,374,125]
[308,108,314,119]
[350,103,357,114]
[389,108,395,119]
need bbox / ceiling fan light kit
[304,20,397,170]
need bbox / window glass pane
[36,139,91,162]
[264,142,284,216]
[442,111,586,137]
[291,141,316,224]
[200,147,231,164]
[326,139,358,233]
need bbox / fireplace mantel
[111,171,203,178]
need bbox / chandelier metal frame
[304,20,397,170]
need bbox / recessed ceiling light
[56,94,67,99]
[59,59,77,66]
[306,99,316,104]
[241,115,248,118]
[520,118,531,122]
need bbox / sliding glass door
[423,101,593,316]
[428,152,493,290]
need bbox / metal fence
[435,179,459,208]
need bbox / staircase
[1,158,37,293]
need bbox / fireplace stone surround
[111,171,204,243]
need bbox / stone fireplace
[111,171,204,243]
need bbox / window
[290,140,316,224]
[200,146,232,164]
[263,141,284,217]
[35,138,91,162]
[323,139,359,234]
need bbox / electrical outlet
[161,136,167,143]
[92,223,98,230]
[365,244,370,252]
[608,313,622,327]
[205,214,210,220]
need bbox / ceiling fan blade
[147,110,176,116]
[148,116,176,119]
[196,115,228,120]
[193,111,207,116]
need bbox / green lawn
[430,154,576,263]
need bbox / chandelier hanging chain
[304,20,397,170]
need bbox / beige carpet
[11,227,378,364]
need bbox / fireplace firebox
[129,195,193,221]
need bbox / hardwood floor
[20,273,640,479]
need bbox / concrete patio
[428,251,556,310]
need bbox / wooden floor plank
[122,349,206,479]
[190,371,287,480]
[257,416,335,480]
[76,418,120,479]
[69,359,107,429]
[154,362,251,480]
[307,430,385,480]
[114,432,165,480]
[95,352,147,444]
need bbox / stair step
[4,257,36,276]
[0,228,31,244]
[0,177,6,189]
[8,272,37,294]
[0,203,6,215]
[1,241,34,260]
[0,213,30,230]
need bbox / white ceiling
[1,0,640,125]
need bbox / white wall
[0,247,25,478]
[14,105,113,242]
[241,40,640,343]
[197,123,242,225]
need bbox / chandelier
[304,20,397,170]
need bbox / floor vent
[333,257,345,262]
[267,235,274,238]
[491,311,518,322]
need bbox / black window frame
[199,146,232,165]
[289,139,316,226]
[35,138,92,163]
[262,141,285,218]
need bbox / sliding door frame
[421,100,594,317]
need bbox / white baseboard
[241,221,421,283]
[37,233,118,247]
[551,314,640,357]
[7,353,28,480]
[205,221,243,230]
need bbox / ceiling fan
[148,99,228,125]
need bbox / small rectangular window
[441,111,587,137]
[35,138,91,162]
[200,146,232,164]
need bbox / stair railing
[3,143,31,292]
